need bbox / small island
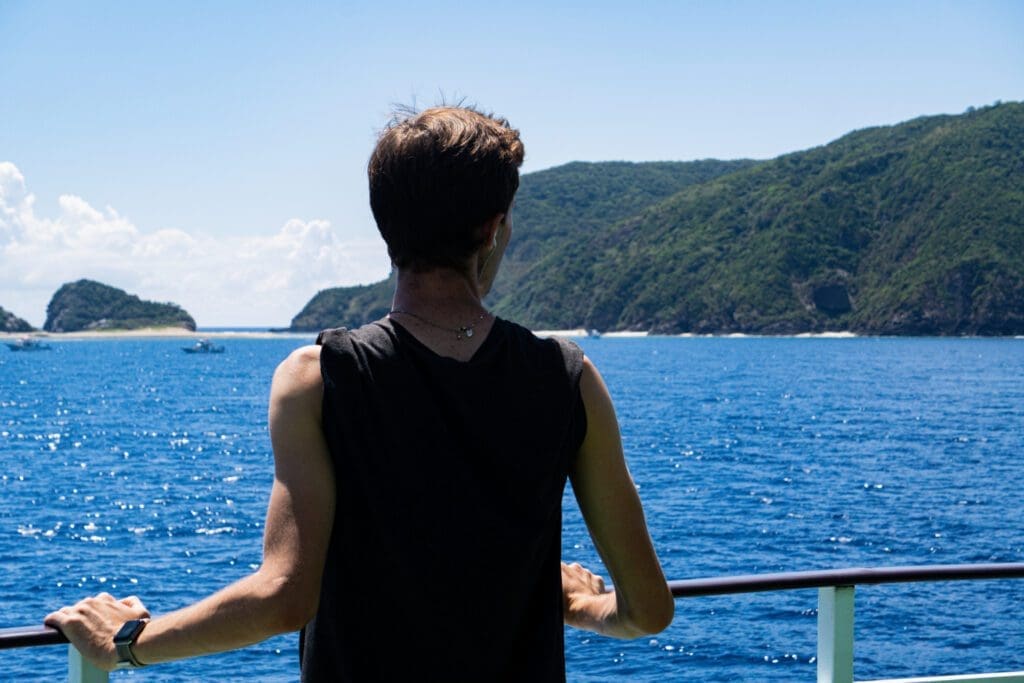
[44,279,196,333]
[1,305,34,333]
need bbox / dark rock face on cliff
[289,102,1024,336]
[43,280,196,332]
[1,306,34,332]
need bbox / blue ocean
[1,335,1022,681]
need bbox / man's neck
[388,267,495,361]
[391,268,487,320]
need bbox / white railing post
[818,585,855,683]
[68,645,108,683]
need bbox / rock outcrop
[1,306,34,332]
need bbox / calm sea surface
[1,335,1022,681]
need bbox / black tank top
[301,317,586,682]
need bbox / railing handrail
[4,562,1023,652]
[0,625,67,650]
[668,562,1024,597]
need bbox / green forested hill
[44,279,196,332]
[493,160,757,299]
[290,273,396,332]
[291,102,1024,335]
[288,160,754,331]
[508,102,1023,334]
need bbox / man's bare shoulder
[271,345,323,407]
[579,355,604,401]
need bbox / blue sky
[1,1,1022,326]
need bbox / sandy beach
[532,328,603,338]
[0,327,314,340]
[11,328,966,341]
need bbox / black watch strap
[113,618,148,669]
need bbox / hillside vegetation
[289,160,756,330]
[44,280,196,332]
[292,102,1024,335]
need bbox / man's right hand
[561,561,616,633]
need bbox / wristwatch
[113,618,148,669]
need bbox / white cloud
[0,162,389,327]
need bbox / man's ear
[483,213,505,248]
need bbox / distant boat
[586,329,602,338]
[5,337,51,351]
[182,338,225,354]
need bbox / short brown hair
[368,106,525,272]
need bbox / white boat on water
[4,337,51,351]
[182,338,225,354]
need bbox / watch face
[114,620,145,643]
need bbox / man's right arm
[564,356,674,638]
[45,345,335,669]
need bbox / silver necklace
[388,309,489,341]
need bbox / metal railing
[0,624,104,683]
[4,563,1024,683]
[669,563,1024,683]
